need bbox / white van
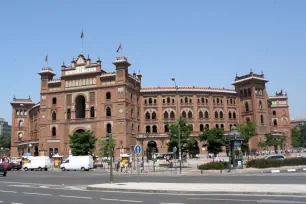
[60,155,93,171]
[23,156,51,171]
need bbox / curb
[86,186,306,196]
[268,168,306,174]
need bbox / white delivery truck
[23,156,51,171]
[60,155,93,171]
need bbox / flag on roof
[116,43,122,53]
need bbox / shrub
[198,162,225,170]
[246,158,306,168]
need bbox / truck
[23,156,51,171]
[60,155,93,171]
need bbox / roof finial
[250,68,253,73]
[29,95,31,99]
[236,72,238,77]
[63,61,65,65]
[261,70,264,75]
[87,54,90,59]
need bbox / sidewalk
[87,182,306,195]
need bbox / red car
[6,162,21,171]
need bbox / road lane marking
[12,203,23,204]
[188,198,257,202]
[0,190,17,193]
[101,198,143,203]
[287,169,296,172]
[303,168,306,171]
[271,170,280,173]
[160,203,185,204]
[23,192,52,196]
[258,199,306,203]
[60,195,92,199]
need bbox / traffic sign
[173,146,177,153]
[134,145,142,155]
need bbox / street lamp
[171,77,182,174]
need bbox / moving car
[0,164,7,177]
[7,162,21,171]
[60,155,93,171]
[264,155,286,160]
[23,156,51,171]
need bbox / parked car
[265,155,286,160]
[0,163,7,176]
[23,156,51,171]
[7,162,21,171]
[60,155,93,171]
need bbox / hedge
[198,162,225,170]
[246,158,306,169]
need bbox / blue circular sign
[134,145,142,155]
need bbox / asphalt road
[0,170,305,204]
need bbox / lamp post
[171,77,182,174]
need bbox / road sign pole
[137,154,139,183]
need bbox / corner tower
[233,71,270,151]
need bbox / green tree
[291,123,306,148]
[98,136,116,158]
[198,128,226,160]
[166,119,195,156]
[0,136,11,149]
[237,122,256,154]
[260,133,286,152]
[69,131,97,156]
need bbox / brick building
[10,53,291,158]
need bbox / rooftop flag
[116,43,122,53]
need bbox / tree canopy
[291,123,306,148]
[69,130,97,156]
[258,133,287,151]
[98,136,116,158]
[0,136,10,149]
[198,128,226,157]
[237,122,256,153]
[166,119,195,154]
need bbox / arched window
[107,123,112,134]
[273,110,276,116]
[206,98,209,104]
[19,120,23,129]
[259,100,263,109]
[67,109,71,120]
[233,112,236,119]
[145,99,148,104]
[220,111,223,119]
[273,119,278,126]
[75,95,86,118]
[201,98,205,103]
[215,111,218,119]
[106,92,112,100]
[167,97,170,104]
[106,92,111,100]
[146,125,151,133]
[181,98,183,104]
[131,93,133,101]
[90,107,95,118]
[230,98,233,104]
[245,101,249,112]
[152,125,157,133]
[229,111,232,119]
[49,148,53,158]
[52,97,57,105]
[216,124,219,129]
[138,125,140,132]
[221,124,224,129]
[189,98,192,104]
[52,127,56,136]
[205,124,209,129]
[246,117,251,123]
[185,97,188,103]
[198,98,200,104]
[220,99,223,104]
[153,99,157,104]
[52,111,56,121]
[199,111,203,119]
[200,124,204,132]
[217,98,220,104]
[205,111,209,119]
[145,112,150,120]
[152,112,157,120]
[261,115,264,124]
[132,123,134,131]
[162,99,165,104]
[164,125,169,133]
[188,111,192,119]
[172,98,175,103]
[149,98,152,104]
[164,111,169,119]
[106,107,112,117]
[248,88,251,96]
[54,148,58,155]
[170,111,175,119]
[213,99,216,104]
[182,111,187,118]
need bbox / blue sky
[1,1,306,124]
